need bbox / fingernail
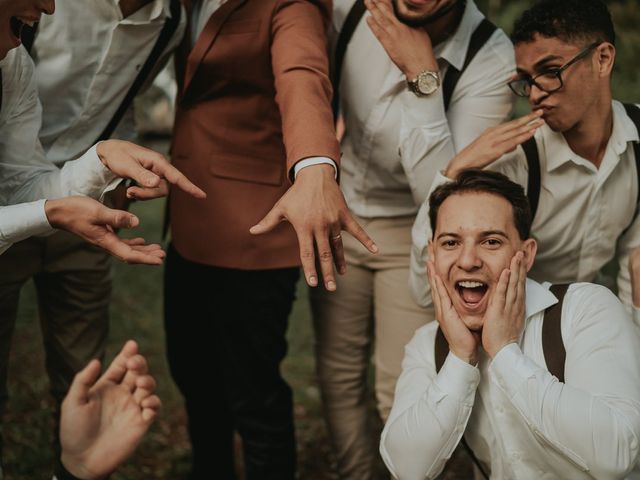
[129,215,139,227]
[309,275,318,287]
[339,266,347,275]
[327,280,336,291]
[371,243,379,254]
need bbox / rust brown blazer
[170,0,340,270]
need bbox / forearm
[381,352,480,480]
[490,344,640,478]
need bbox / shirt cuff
[65,144,121,201]
[489,343,542,398]
[0,200,52,255]
[292,157,338,181]
[433,351,480,404]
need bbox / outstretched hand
[45,196,166,265]
[444,111,544,179]
[96,140,206,201]
[59,341,161,480]
[250,164,378,291]
[482,251,527,358]
[428,260,480,365]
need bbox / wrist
[450,347,478,366]
[58,454,105,480]
[44,199,65,229]
[294,163,336,182]
[486,340,517,359]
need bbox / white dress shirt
[381,279,640,480]
[0,47,120,254]
[410,101,640,324]
[33,0,186,166]
[334,0,515,218]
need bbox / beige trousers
[309,215,433,480]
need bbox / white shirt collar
[434,0,485,72]
[524,277,558,320]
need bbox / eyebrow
[516,55,564,74]
[436,230,509,240]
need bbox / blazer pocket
[219,19,261,35]
[209,152,284,187]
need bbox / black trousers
[164,245,300,480]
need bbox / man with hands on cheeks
[382,170,640,480]
[54,340,161,480]
[0,0,206,266]
[410,0,640,328]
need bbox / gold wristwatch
[407,70,441,97]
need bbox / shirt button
[511,452,521,461]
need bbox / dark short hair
[429,169,532,240]
[511,0,615,47]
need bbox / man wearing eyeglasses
[410,0,640,328]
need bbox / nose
[528,83,549,107]
[456,242,481,271]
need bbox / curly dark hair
[429,169,532,240]
[511,0,615,47]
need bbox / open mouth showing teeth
[456,281,488,305]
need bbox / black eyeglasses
[508,42,601,97]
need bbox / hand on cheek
[482,251,527,358]
[428,260,480,365]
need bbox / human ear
[596,42,616,77]
[522,238,537,272]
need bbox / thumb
[97,206,139,229]
[66,359,102,405]
[249,205,284,235]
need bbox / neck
[563,93,613,169]
[119,0,154,18]
[425,1,465,46]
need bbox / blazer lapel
[182,0,248,95]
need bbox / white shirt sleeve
[489,284,640,479]
[380,326,480,480]
[0,48,120,208]
[0,200,51,255]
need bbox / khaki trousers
[309,215,433,480]
[0,231,111,437]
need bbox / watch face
[418,72,439,95]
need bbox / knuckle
[319,250,333,261]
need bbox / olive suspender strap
[542,283,569,383]
[441,18,496,110]
[433,283,570,478]
[331,1,497,117]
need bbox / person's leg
[164,245,236,480]
[0,238,43,463]
[371,216,433,421]
[310,226,377,480]
[34,231,112,454]
[220,267,299,480]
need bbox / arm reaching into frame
[58,340,161,480]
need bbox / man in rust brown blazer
[166,1,377,478]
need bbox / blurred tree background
[5,1,639,479]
